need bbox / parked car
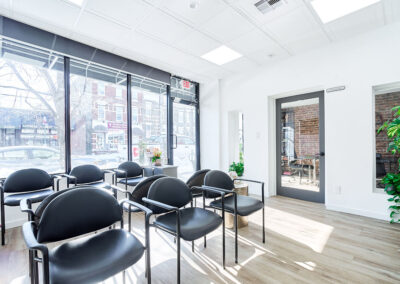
[0,146,122,178]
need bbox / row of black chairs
[0,164,265,284]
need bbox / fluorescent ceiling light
[201,45,242,65]
[311,0,381,23]
[66,0,84,6]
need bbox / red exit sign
[181,80,191,89]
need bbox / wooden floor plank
[0,196,399,283]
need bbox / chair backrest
[70,164,104,184]
[147,177,192,214]
[36,186,122,243]
[204,170,233,198]
[117,161,142,178]
[186,169,210,188]
[2,168,53,193]
[130,175,166,206]
[34,187,75,223]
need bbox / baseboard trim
[5,218,26,229]
[326,204,389,221]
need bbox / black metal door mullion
[127,74,132,161]
[64,56,71,173]
[167,85,174,165]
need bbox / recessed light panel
[67,0,84,6]
[311,0,380,23]
[201,45,242,65]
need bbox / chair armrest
[234,178,265,201]
[52,175,63,191]
[142,197,179,212]
[234,178,263,185]
[20,198,35,221]
[113,169,127,179]
[120,199,152,216]
[61,174,76,180]
[200,185,234,195]
[111,184,131,196]
[22,222,48,253]
[192,186,226,197]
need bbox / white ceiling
[0,0,399,83]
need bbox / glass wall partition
[131,76,167,166]
[171,77,199,180]
[70,59,127,169]
[0,39,65,177]
[0,37,200,178]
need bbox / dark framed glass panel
[375,91,400,188]
[0,40,65,177]
[69,59,128,169]
[131,76,167,165]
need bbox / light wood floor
[1,196,399,284]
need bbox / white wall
[202,22,400,221]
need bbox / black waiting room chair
[21,186,152,284]
[201,170,265,264]
[186,169,210,207]
[62,164,113,190]
[143,177,225,284]
[112,174,166,230]
[0,168,60,245]
[113,161,145,197]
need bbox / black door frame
[276,91,325,203]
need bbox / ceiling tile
[160,0,227,28]
[85,0,152,29]
[12,0,80,29]
[285,29,330,54]
[324,2,385,41]
[382,0,400,24]
[175,31,221,56]
[75,11,131,47]
[233,0,304,26]
[227,28,285,55]
[137,10,194,44]
[200,8,255,42]
[246,49,289,66]
[264,6,325,44]
[221,56,259,73]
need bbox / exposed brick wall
[375,91,400,175]
[281,103,320,175]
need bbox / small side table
[225,182,248,229]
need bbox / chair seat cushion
[210,195,263,216]
[118,177,144,186]
[49,229,144,284]
[3,189,53,206]
[154,207,222,241]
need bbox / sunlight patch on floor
[268,207,333,253]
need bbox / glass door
[172,102,197,180]
[276,91,325,203]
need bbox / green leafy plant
[229,161,244,177]
[378,106,400,223]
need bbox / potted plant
[378,106,400,223]
[229,161,244,177]
[152,148,162,166]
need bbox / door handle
[172,134,177,149]
[319,152,325,157]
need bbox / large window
[70,60,127,169]
[131,77,167,166]
[375,90,400,189]
[0,40,65,177]
[0,37,199,177]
